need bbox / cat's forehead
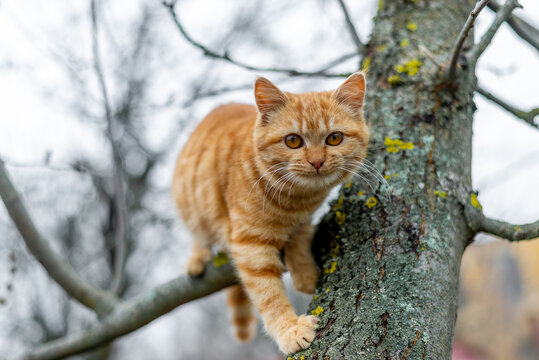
[280,91,350,132]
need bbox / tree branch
[90,0,128,295]
[335,0,363,54]
[16,263,237,360]
[444,0,490,81]
[0,159,120,315]
[468,0,521,70]
[163,1,350,78]
[465,193,539,241]
[477,86,538,129]
[487,0,539,52]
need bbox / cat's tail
[226,284,257,342]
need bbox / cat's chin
[293,172,342,188]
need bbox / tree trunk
[299,1,475,359]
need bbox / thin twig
[477,86,538,129]
[445,0,491,81]
[163,1,350,78]
[336,0,363,54]
[487,0,539,52]
[15,262,237,360]
[468,0,521,70]
[90,0,128,295]
[0,159,120,315]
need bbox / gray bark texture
[295,1,475,359]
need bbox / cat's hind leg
[226,284,257,342]
[185,233,212,277]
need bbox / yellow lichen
[400,38,410,48]
[313,295,318,300]
[377,44,387,52]
[394,64,406,73]
[407,22,418,31]
[393,59,422,77]
[324,261,338,274]
[332,194,344,210]
[388,74,403,85]
[514,226,522,232]
[212,252,229,267]
[357,190,365,196]
[365,196,378,208]
[470,193,482,210]
[362,57,371,72]
[384,137,414,153]
[384,172,399,180]
[344,182,353,188]
[434,190,447,198]
[330,244,340,259]
[312,306,324,316]
[405,59,422,75]
[378,0,384,12]
[335,211,346,225]
[325,287,331,292]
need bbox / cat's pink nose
[309,160,325,170]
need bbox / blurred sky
[0,0,538,358]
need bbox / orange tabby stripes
[172,72,369,354]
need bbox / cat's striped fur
[172,72,369,354]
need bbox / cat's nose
[309,160,325,170]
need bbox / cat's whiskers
[270,172,294,207]
[277,173,298,207]
[343,157,389,189]
[263,171,292,212]
[263,169,292,212]
[287,174,301,198]
[247,162,289,201]
[337,166,376,193]
[359,158,388,184]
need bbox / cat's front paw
[291,266,320,294]
[277,315,319,354]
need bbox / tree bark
[298,1,475,359]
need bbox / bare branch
[465,192,539,241]
[480,217,539,241]
[16,262,237,360]
[444,0,490,81]
[487,0,539,52]
[0,159,119,315]
[90,0,128,295]
[163,1,350,78]
[477,86,538,129]
[335,0,363,54]
[468,0,521,70]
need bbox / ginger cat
[172,72,369,354]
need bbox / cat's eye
[326,132,343,146]
[284,134,303,149]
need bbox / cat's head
[253,72,370,190]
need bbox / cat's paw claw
[278,315,319,354]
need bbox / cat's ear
[254,77,288,124]
[333,71,366,114]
